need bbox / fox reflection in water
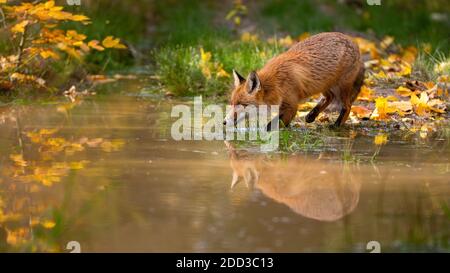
[225,141,361,222]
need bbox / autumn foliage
[0,0,126,92]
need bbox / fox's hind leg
[332,84,353,128]
[332,65,365,128]
[333,106,351,127]
[305,92,333,123]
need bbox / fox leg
[266,104,297,131]
[279,102,298,127]
[332,65,364,128]
[333,106,351,127]
[332,86,353,127]
[305,93,333,123]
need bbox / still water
[0,82,449,253]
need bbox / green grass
[2,0,449,100]
[260,0,335,34]
[62,1,147,71]
[231,128,325,154]
[153,40,283,97]
[259,0,450,54]
[151,0,231,46]
[149,0,449,98]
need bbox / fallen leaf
[351,105,372,119]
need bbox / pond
[0,78,449,253]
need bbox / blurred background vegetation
[0,0,449,99]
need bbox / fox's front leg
[279,102,298,127]
[266,103,297,131]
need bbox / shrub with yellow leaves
[0,0,126,92]
[198,48,229,79]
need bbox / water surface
[0,82,449,253]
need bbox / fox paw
[305,113,317,123]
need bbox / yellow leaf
[88,40,105,51]
[69,160,89,170]
[240,32,258,42]
[351,105,372,119]
[234,16,241,26]
[396,86,413,97]
[40,128,59,135]
[216,67,230,78]
[374,134,388,145]
[357,85,374,101]
[398,63,412,77]
[428,99,446,114]
[373,70,387,79]
[353,37,379,59]
[386,95,398,101]
[101,139,125,152]
[380,36,394,49]
[371,97,390,120]
[40,50,60,60]
[298,102,317,111]
[102,36,127,49]
[279,35,293,47]
[410,92,429,116]
[402,46,417,64]
[57,43,82,60]
[10,154,27,167]
[298,32,310,41]
[44,0,55,9]
[42,220,56,229]
[389,101,413,116]
[421,43,432,54]
[200,47,211,63]
[71,14,90,22]
[11,20,29,34]
[66,30,86,41]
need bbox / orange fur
[229,32,364,127]
[225,142,361,221]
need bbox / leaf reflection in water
[0,103,125,252]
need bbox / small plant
[154,40,282,97]
[225,0,248,28]
[0,0,126,93]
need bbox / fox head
[223,70,266,126]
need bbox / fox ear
[246,71,261,94]
[233,69,245,88]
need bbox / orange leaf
[88,40,105,51]
[102,36,127,49]
[351,105,372,119]
[11,20,29,34]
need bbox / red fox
[224,32,364,128]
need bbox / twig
[16,25,28,69]
[0,7,6,29]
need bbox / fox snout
[223,108,237,126]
